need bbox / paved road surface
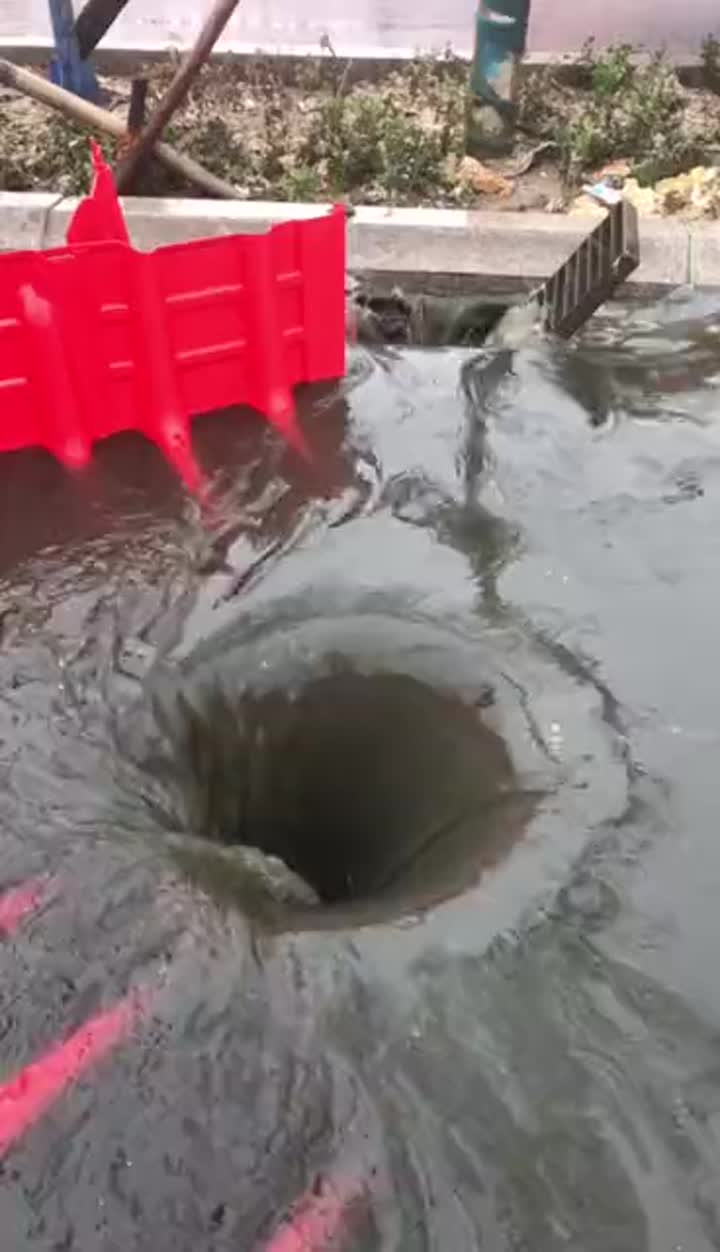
[1,0,717,55]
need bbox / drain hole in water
[352,290,510,348]
[164,667,536,924]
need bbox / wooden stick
[74,0,131,61]
[115,76,148,164]
[127,77,148,137]
[115,0,242,193]
[0,57,243,200]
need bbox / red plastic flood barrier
[0,146,347,487]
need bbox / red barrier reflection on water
[0,877,52,937]
[0,987,150,1156]
[263,1173,365,1252]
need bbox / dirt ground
[1,50,720,214]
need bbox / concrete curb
[0,41,706,83]
[0,191,63,251]
[2,191,719,292]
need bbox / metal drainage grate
[537,200,640,339]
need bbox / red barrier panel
[0,148,347,487]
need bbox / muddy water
[2,293,720,1249]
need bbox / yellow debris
[571,166,720,218]
[621,179,661,215]
[655,166,720,218]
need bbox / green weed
[555,44,698,181]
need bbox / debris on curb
[455,156,513,198]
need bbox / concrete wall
[1,0,717,56]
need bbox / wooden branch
[0,57,243,200]
[115,0,242,193]
[74,0,131,60]
[115,76,148,163]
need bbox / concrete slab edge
[2,191,718,291]
[0,41,706,84]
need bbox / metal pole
[467,0,531,156]
[48,0,99,101]
[74,0,131,61]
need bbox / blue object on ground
[48,0,100,101]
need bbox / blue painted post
[467,0,531,155]
[48,0,100,101]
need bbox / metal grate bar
[538,200,640,339]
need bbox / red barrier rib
[0,988,149,1156]
[0,878,51,937]
[264,1174,364,1252]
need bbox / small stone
[592,159,632,182]
[456,156,513,198]
[210,1203,226,1228]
